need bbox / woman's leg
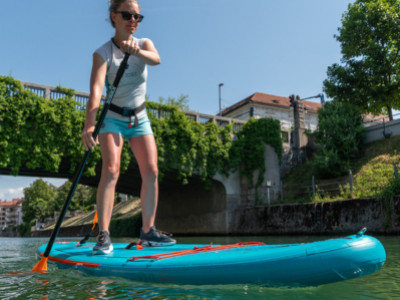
[129,134,158,233]
[97,132,124,233]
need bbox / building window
[281,131,289,143]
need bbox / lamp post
[218,83,224,115]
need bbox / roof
[362,113,389,123]
[0,198,23,207]
[221,92,322,116]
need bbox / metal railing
[21,81,245,129]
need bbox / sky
[0,0,354,201]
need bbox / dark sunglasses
[115,11,144,22]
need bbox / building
[221,92,322,148]
[0,198,23,229]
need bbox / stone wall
[0,230,19,237]
[31,197,400,237]
[31,224,93,238]
[229,197,400,235]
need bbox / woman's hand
[120,39,161,65]
[121,39,140,56]
[81,126,98,151]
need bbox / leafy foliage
[22,179,57,223]
[109,212,142,237]
[323,0,400,119]
[1,75,283,194]
[21,179,97,225]
[0,76,101,176]
[380,177,400,227]
[53,181,97,212]
[228,118,283,186]
[284,135,400,205]
[148,102,233,185]
[311,101,364,178]
[156,94,190,110]
[148,103,283,187]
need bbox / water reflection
[0,236,398,299]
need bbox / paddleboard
[36,229,386,286]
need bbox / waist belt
[109,102,146,128]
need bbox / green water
[0,235,398,299]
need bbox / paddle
[32,53,130,272]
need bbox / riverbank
[31,198,142,238]
[30,196,399,237]
[230,196,400,235]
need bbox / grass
[281,136,400,204]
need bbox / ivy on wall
[229,118,283,186]
[147,102,234,185]
[0,76,99,176]
[0,76,283,188]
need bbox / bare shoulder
[93,52,106,65]
[142,38,157,50]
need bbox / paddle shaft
[42,53,130,258]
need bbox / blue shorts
[99,117,153,140]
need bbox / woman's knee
[101,162,120,182]
[143,163,158,183]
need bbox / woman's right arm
[81,53,107,150]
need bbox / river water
[0,235,399,299]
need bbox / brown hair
[109,0,140,28]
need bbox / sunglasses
[115,11,144,22]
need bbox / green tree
[157,94,190,110]
[53,182,97,212]
[22,179,57,223]
[323,0,400,120]
[311,101,364,178]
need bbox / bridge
[20,81,245,130]
[1,80,282,235]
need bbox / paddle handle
[42,53,130,258]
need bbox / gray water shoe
[140,226,176,247]
[93,230,113,255]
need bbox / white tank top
[95,37,148,121]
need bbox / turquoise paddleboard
[37,229,386,286]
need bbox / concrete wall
[156,144,282,235]
[32,224,93,238]
[156,180,230,235]
[364,119,400,144]
[37,196,399,237]
[229,197,400,235]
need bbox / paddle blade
[32,257,48,272]
[92,210,98,230]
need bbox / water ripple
[0,236,398,299]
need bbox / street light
[218,83,224,115]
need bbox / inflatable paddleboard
[36,229,385,286]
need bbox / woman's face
[112,1,141,35]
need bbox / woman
[81,0,175,254]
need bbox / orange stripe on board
[129,242,265,261]
[38,253,100,268]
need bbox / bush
[311,100,364,178]
[312,148,349,179]
[379,178,400,228]
[109,213,142,237]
